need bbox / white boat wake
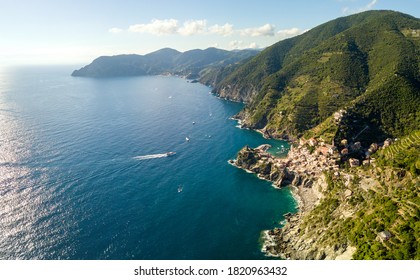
[132,152,175,161]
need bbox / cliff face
[216,85,258,103]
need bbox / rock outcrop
[232,145,294,188]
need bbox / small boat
[177,185,183,193]
[192,121,196,125]
[166,152,176,156]
[186,137,190,142]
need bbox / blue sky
[0,0,419,65]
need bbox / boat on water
[177,185,183,193]
[186,137,190,142]
[166,152,176,156]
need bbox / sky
[0,0,419,66]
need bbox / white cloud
[127,19,208,36]
[277,27,301,36]
[209,23,234,36]
[179,20,207,36]
[128,19,179,35]
[228,41,259,50]
[277,27,302,39]
[124,18,285,41]
[240,24,276,37]
[342,0,378,15]
[109,27,123,34]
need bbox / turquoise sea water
[0,66,296,260]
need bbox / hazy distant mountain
[71,47,259,79]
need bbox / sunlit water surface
[0,66,295,259]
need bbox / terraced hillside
[381,131,420,175]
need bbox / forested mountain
[213,10,420,146]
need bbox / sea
[0,65,296,260]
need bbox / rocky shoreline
[230,139,354,259]
[230,140,339,208]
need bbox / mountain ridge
[71,47,259,79]
[213,10,419,146]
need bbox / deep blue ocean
[0,65,295,260]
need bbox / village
[232,135,386,190]
[231,132,406,259]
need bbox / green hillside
[215,10,420,145]
[380,130,420,175]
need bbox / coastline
[194,77,327,259]
[190,76,356,259]
[230,139,347,259]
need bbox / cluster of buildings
[236,131,396,191]
[288,139,340,178]
[286,134,390,179]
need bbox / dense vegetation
[214,10,420,145]
[379,131,420,175]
